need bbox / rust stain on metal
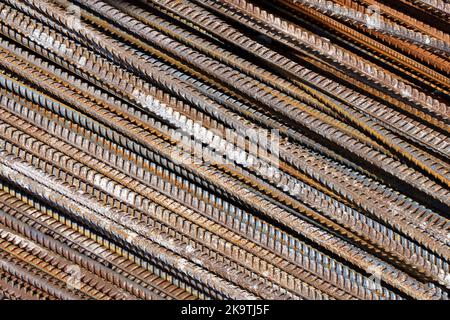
[0,0,448,300]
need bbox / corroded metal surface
[0,0,448,300]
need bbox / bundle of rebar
[0,0,448,300]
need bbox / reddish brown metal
[0,0,448,300]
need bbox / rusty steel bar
[0,0,448,300]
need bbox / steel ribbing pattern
[0,0,448,300]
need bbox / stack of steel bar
[0,0,448,300]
